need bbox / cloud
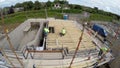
[73,0,120,15]
[0,0,120,15]
[0,0,25,7]
[106,7,111,12]
[0,0,5,2]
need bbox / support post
[1,8,24,68]
[68,25,85,68]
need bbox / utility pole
[45,8,48,18]
[1,8,24,68]
[45,1,48,19]
[68,24,85,68]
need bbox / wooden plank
[28,50,62,53]
[46,20,96,52]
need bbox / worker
[44,27,49,37]
[60,28,66,36]
[98,48,103,56]
[98,47,108,57]
[101,47,108,52]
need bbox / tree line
[14,0,69,10]
[0,0,120,21]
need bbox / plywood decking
[46,20,96,51]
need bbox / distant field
[0,9,82,24]
[0,10,63,25]
[0,9,116,32]
[89,13,113,22]
[0,10,63,31]
[0,9,115,25]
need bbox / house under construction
[0,18,114,68]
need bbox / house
[54,3,70,9]
[54,3,61,9]
[14,7,24,12]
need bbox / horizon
[0,0,120,16]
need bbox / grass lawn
[89,13,113,22]
[0,9,116,32]
[0,10,63,25]
[0,10,63,32]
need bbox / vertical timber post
[1,8,24,68]
[68,25,85,68]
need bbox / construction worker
[101,47,108,52]
[60,28,66,36]
[44,27,49,37]
[98,47,109,60]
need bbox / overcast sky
[0,0,120,15]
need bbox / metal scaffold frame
[0,48,15,68]
[0,8,24,68]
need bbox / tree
[34,1,42,10]
[93,7,98,13]
[74,5,82,9]
[46,0,52,9]
[8,6,14,14]
[69,4,75,9]
[54,0,59,3]
[54,0,68,4]
[22,1,34,10]
[14,3,23,7]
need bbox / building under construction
[0,18,114,68]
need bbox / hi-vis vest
[44,28,49,33]
[101,47,108,52]
[62,29,66,34]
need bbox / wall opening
[49,27,55,33]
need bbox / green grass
[0,9,116,25]
[89,13,113,22]
[0,10,63,25]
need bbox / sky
[0,0,120,15]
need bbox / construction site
[0,17,115,68]
[1,0,120,67]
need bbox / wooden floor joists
[46,19,96,51]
